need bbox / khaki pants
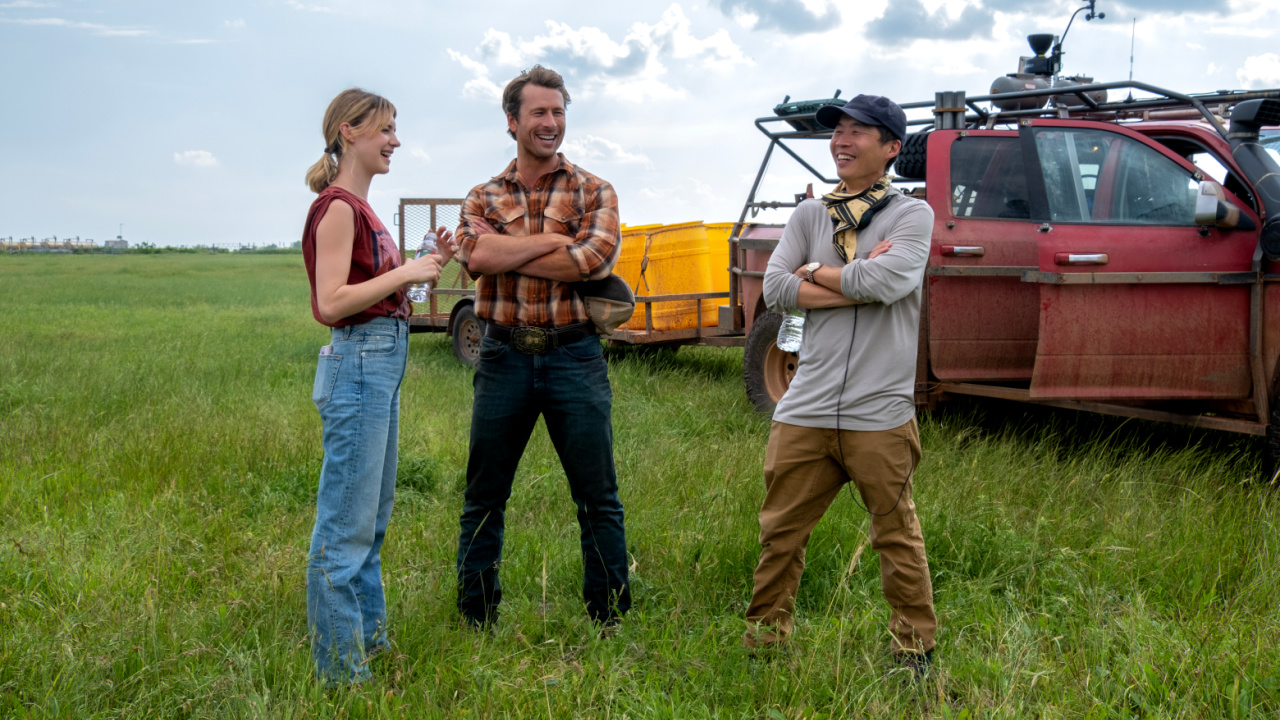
[745,419,936,654]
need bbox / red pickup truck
[734,74,1280,476]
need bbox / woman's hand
[430,226,458,263]
[401,252,443,286]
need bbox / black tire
[894,131,929,181]
[451,303,484,368]
[743,311,798,415]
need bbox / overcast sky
[3,0,1279,246]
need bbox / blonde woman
[300,88,454,684]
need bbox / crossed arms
[463,219,581,282]
[762,200,933,314]
[456,179,620,284]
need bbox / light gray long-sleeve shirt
[764,190,934,431]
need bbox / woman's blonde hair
[305,88,397,193]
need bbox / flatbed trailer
[395,197,750,365]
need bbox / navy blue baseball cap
[815,94,907,143]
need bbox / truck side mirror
[1194,180,1256,231]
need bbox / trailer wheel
[894,132,929,181]
[743,311,797,415]
[451,303,484,368]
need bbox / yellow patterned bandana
[821,175,893,262]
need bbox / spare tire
[743,311,798,415]
[894,132,929,181]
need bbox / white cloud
[1207,62,1220,74]
[446,49,504,103]
[408,147,431,163]
[1208,26,1273,37]
[174,150,218,167]
[931,59,983,76]
[285,0,335,13]
[1237,53,1280,89]
[561,135,653,168]
[1187,42,1204,50]
[0,1,55,7]
[0,16,151,36]
[223,19,245,28]
[448,4,751,104]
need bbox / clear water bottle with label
[776,309,805,353]
[406,232,438,303]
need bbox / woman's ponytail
[304,88,395,194]
[305,150,340,194]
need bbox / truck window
[1034,128,1197,225]
[949,137,1030,219]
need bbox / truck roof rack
[761,81,1280,143]
[740,80,1280,220]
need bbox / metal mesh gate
[397,198,470,318]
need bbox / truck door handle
[941,245,985,257]
[1055,253,1109,265]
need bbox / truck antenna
[1126,18,1135,101]
[1128,18,1135,81]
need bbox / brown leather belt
[484,322,596,355]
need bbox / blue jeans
[306,317,407,684]
[457,333,630,624]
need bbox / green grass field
[2,252,1279,719]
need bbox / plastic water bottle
[407,232,438,303]
[776,310,805,353]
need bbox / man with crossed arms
[746,94,937,673]
[454,65,629,630]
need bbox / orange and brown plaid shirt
[456,154,620,328]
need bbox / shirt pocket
[543,203,583,238]
[488,204,527,235]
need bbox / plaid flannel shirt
[456,154,620,328]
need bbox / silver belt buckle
[511,326,549,354]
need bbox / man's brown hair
[502,65,571,140]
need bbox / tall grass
[1,253,1278,718]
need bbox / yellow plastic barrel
[615,224,660,297]
[703,222,737,320]
[626,221,715,331]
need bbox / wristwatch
[805,262,821,283]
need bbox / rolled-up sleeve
[455,188,486,281]
[564,179,620,282]
[839,202,933,305]
[763,202,819,314]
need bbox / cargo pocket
[312,354,342,410]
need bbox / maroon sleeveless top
[302,186,410,327]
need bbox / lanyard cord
[834,304,912,517]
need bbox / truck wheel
[894,132,929,181]
[743,311,797,415]
[451,303,484,368]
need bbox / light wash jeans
[306,317,407,684]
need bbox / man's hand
[471,218,499,238]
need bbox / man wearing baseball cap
[744,94,937,674]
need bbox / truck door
[927,130,1041,381]
[1023,120,1256,400]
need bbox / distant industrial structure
[1,235,101,252]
